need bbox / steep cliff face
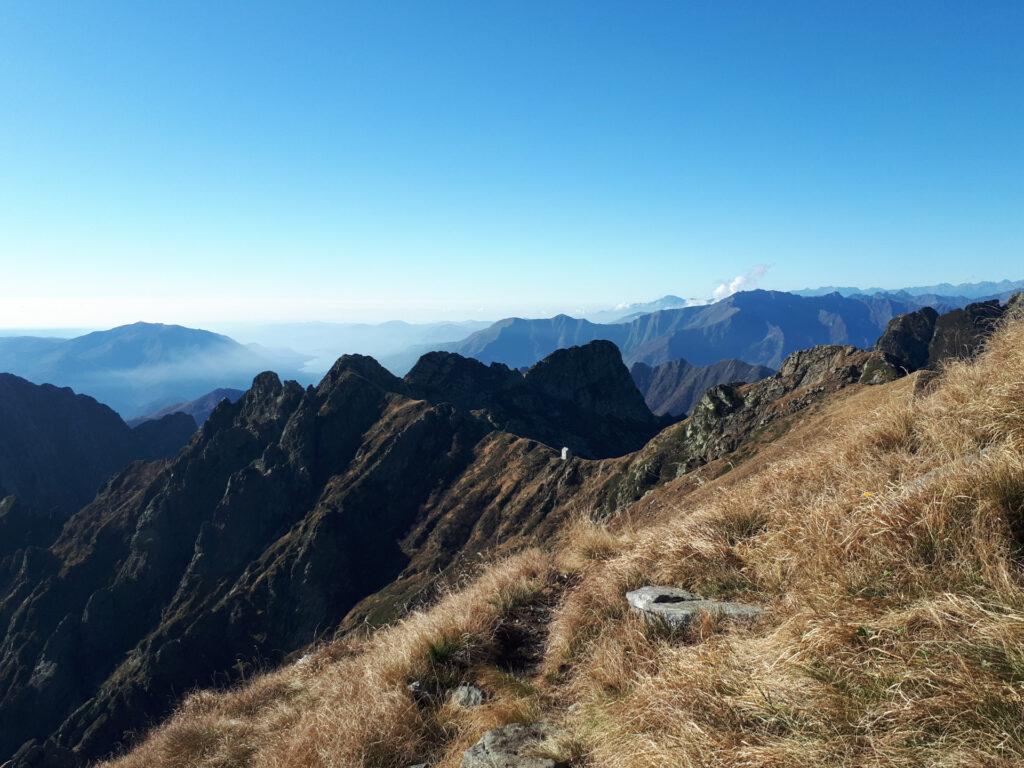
[928,298,1009,364]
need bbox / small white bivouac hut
[561,446,573,461]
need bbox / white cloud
[712,265,769,301]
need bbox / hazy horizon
[4,271,1024,333]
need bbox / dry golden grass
[104,311,1024,768]
[547,311,1024,767]
[103,551,556,768]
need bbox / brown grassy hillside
[102,313,1024,768]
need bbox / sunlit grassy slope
[105,313,1024,768]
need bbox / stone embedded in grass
[450,683,485,708]
[626,586,763,630]
[461,723,564,768]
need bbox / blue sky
[1,1,1021,326]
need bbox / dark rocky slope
[631,358,775,416]
[860,294,1022,383]
[0,342,663,764]
[0,373,194,521]
[407,341,670,458]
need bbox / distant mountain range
[2,283,1019,418]
[794,278,1024,300]
[584,295,706,324]
[128,387,245,427]
[443,290,923,370]
[0,323,307,417]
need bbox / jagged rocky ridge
[1,298,1017,766]
[0,342,664,764]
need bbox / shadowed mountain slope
[631,358,775,416]
[859,294,1022,384]
[407,341,668,458]
[0,373,194,522]
[0,341,663,764]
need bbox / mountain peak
[405,351,516,399]
[525,340,653,422]
[319,353,403,393]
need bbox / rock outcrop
[875,306,938,373]
[600,344,876,512]
[406,341,668,459]
[450,683,485,708]
[862,295,1020,384]
[461,724,562,768]
[928,299,1008,365]
[626,586,763,629]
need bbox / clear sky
[1,1,1021,327]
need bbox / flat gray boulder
[626,586,762,629]
[451,683,485,708]
[461,723,562,768]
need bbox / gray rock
[626,586,763,630]
[928,299,1006,367]
[461,723,561,768]
[875,306,939,374]
[451,683,485,708]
